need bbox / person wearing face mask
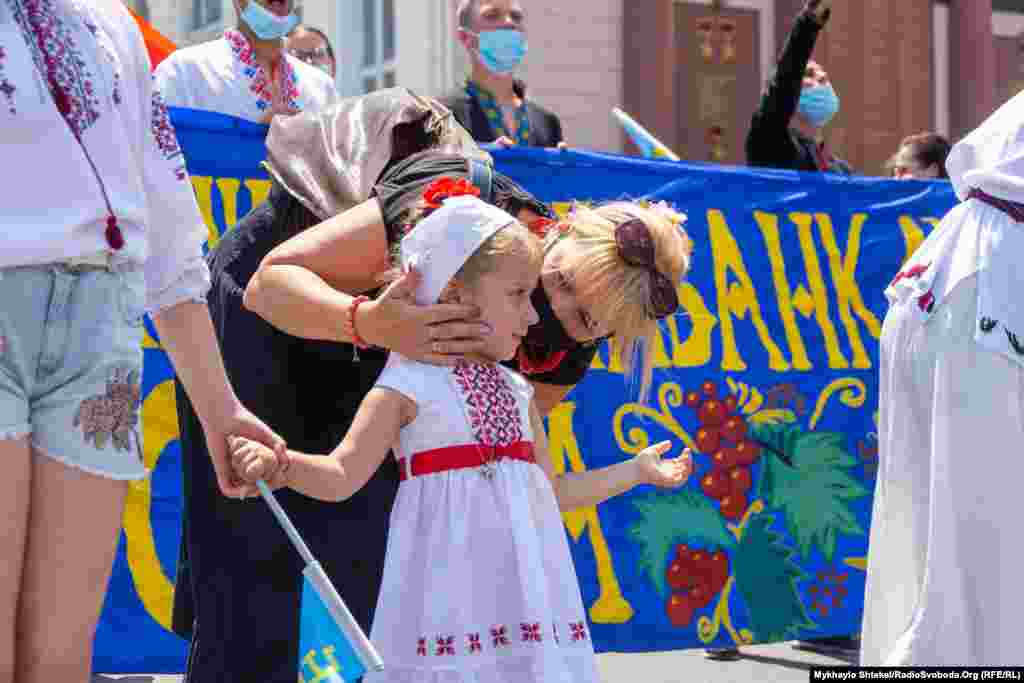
[745,0,851,175]
[154,0,336,124]
[286,24,336,80]
[438,0,567,149]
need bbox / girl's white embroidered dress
[368,356,599,683]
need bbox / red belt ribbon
[398,441,535,481]
[968,188,1024,223]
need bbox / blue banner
[92,108,958,673]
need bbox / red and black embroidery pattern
[434,635,455,656]
[150,84,186,180]
[418,620,587,656]
[12,0,101,136]
[453,361,523,447]
[0,46,16,113]
[520,622,542,643]
[490,625,509,648]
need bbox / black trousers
[169,185,397,682]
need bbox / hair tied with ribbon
[422,177,481,209]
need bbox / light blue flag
[298,561,381,683]
[612,107,681,160]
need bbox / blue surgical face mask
[470,29,528,75]
[798,83,840,128]
[239,0,298,41]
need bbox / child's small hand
[635,441,693,488]
[228,435,280,484]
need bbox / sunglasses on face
[614,218,679,320]
[288,47,330,63]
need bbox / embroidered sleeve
[149,84,186,181]
[123,11,210,312]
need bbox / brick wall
[520,0,625,152]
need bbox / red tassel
[105,215,125,250]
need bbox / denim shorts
[0,262,148,480]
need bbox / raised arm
[233,387,411,502]
[745,0,831,167]
[529,402,691,511]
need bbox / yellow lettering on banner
[786,212,849,369]
[245,178,272,211]
[898,215,940,265]
[707,210,788,372]
[815,213,881,369]
[122,379,179,630]
[664,283,717,367]
[754,211,812,371]
[190,176,220,249]
[758,212,849,370]
[547,403,633,623]
[215,178,242,232]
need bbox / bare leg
[16,449,128,682]
[0,437,31,683]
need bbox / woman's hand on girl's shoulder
[634,441,693,489]
[359,267,492,365]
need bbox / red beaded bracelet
[346,295,370,349]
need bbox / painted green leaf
[751,423,869,561]
[629,489,736,598]
[733,514,816,641]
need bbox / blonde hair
[545,201,693,401]
[454,220,543,288]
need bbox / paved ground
[93,642,854,682]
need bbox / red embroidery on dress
[416,637,427,656]
[435,635,455,656]
[467,632,482,654]
[917,289,935,314]
[224,29,301,113]
[13,0,101,136]
[570,621,588,641]
[0,46,17,114]
[520,622,542,642]
[891,262,930,288]
[491,625,509,647]
[453,361,523,447]
[149,84,186,180]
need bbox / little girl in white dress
[229,194,693,682]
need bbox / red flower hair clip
[526,217,555,237]
[422,177,481,209]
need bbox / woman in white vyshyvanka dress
[861,90,1024,666]
[229,194,695,682]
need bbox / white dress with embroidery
[368,357,599,683]
[153,29,336,123]
[860,90,1024,666]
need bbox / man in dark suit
[438,0,567,149]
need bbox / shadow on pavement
[738,650,855,671]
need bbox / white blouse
[0,0,209,314]
[153,28,336,123]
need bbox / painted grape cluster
[686,381,762,521]
[664,543,730,627]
